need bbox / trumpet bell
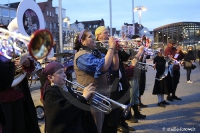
[122,103,131,118]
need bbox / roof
[154,22,200,31]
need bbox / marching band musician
[138,36,149,109]
[0,55,40,133]
[95,26,134,133]
[73,29,119,133]
[0,25,40,133]
[152,48,169,107]
[126,45,147,120]
[42,62,98,133]
[164,39,185,101]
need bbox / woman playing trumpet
[42,62,98,133]
[73,29,119,133]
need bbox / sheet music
[174,54,179,58]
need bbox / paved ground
[30,59,200,133]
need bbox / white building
[0,5,16,26]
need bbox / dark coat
[20,78,41,133]
[0,56,15,91]
[0,56,40,132]
[184,51,195,69]
[152,56,168,95]
[44,86,98,133]
[96,42,131,127]
[0,57,15,126]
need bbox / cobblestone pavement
[30,59,200,133]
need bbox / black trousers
[167,70,180,97]
[186,69,192,81]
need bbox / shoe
[187,80,193,83]
[134,113,146,119]
[117,125,129,133]
[139,103,148,108]
[158,102,165,107]
[129,126,135,131]
[162,100,170,105]
[167,96,173,101]
[172,96,182,100]
[126,117,138,123]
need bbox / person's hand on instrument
[131,58,138,66]
[82,83,96,100]
[14,58,20,66]
[22,59,30,67]
[108,36,116,50]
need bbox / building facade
[38,0,59,39]
[153,22,200,46]
[153,22,200,58]
[0,4,16,26]
[74,19,105,34]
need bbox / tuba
[0,28,53,87]
[0,0,48,87]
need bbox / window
[54,23,56,29]
[50,11,51,16]
[47,11,49,16]
[46,21,48,28]
[50,22,52,29]
[10,10,16,18]
[2,8,9,17]
[52,12,54,17]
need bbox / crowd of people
[0,24,197,133]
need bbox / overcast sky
[2,0,200,31]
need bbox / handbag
[191,64,196,70]
[185,61,192,67]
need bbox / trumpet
[95,39,138,50]
[137,62,155,67]
[124,60,154,70]
[64,78,131,117]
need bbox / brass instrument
[124,60,154,70]
[0,28,53,87]
[64,78,131,117]
[95,39,139,50]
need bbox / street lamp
[133,6,147,25]
[63,17,70,29]
[63,17,73,50]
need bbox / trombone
[64,78,131,117]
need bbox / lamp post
[133,6,147,25]
[109,0,112,36]
[59,0,63,53]
[132,0,135,35]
